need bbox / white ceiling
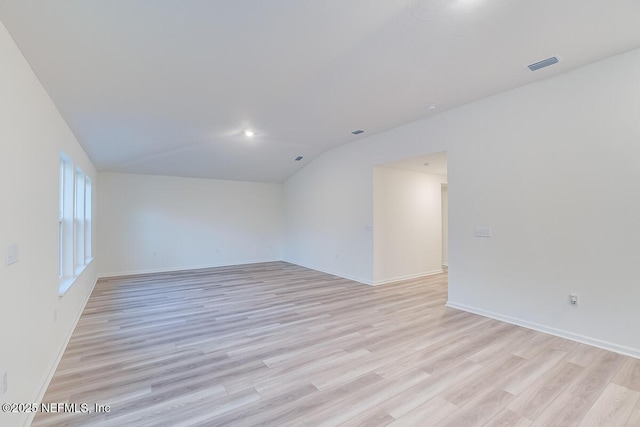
[1,1,640,183]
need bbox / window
[59,154,73,280]
[59,158,66,277]
[59,152,93,294]
[74,167,85,270]
[85,176,92,261]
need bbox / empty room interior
[3,1,640,426]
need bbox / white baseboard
[98,258,281,279]
[283,260,373,286]
[25,275,99,427]
[446,301,640,360]
[373,269,444,286]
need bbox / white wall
[98,172,283,277]
[283,100,456,285]
[284,47,640,357]
[446,49,640,357]
[0,21,98,427]
[283,150,376,284]
[373,167,446,284]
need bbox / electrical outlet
[569,294,578,305]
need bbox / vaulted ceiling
[2,1,640,182]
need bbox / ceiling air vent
[294,156,303,161]
[527,56,559,71]
[351,129,364,135]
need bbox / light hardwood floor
[33,262,640,426]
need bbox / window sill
[58,277,76,296]
[58,258,94,297]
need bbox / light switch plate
[474,227,492,238]
[6,244,18,266]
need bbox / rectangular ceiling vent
[351,129,364,135]
[527,56,559,71]
[294,156,303,161]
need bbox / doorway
[373,151,448,285]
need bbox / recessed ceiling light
[351,129,364,135]
[427,104,437,110]
[244,130,255,137]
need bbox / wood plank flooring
[32,262,640,426]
